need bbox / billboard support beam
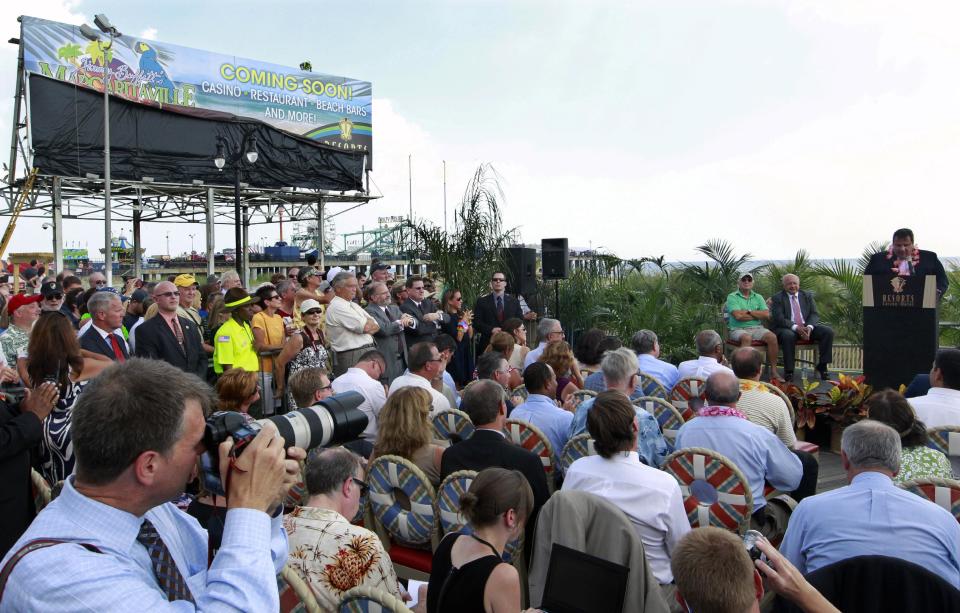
[206,187,215,277]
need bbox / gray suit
[365,302,407,384]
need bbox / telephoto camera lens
[260,390,368,449]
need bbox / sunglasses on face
[351,477,369,495]
[94,280,106,286]
[156,291,180,298]
[305,309,322,315]
[45,294,64,300]
[492,278,506,282]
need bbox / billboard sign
[19,16,372,155]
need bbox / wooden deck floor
[815,450,848,493]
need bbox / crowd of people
[0,228,959,611]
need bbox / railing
[798,343,863,373]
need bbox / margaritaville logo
[890,277,907,293]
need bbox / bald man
[770,274,833,382]
[134,281,207,378]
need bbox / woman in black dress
[427,468,535,613]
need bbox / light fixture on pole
[189,233,195,254]
[213,130,259,280]
[80,14,121,287]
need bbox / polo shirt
[726,290,768,330]
[213,317,259,374]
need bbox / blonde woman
[485,331,522,389]
[539,340,583,402]
[372,386,444,487]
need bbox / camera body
[199,390,368,496]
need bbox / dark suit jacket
[770,289,821,331]
[400,298,449,345]
[134,314,206,379]
[365,302,408,382]
[864,249,948,296]
[80,326,129,361]
[473,292,523,352]
[441,428,550,554]
[0,399,43,557]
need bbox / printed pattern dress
[40,378,88,484]
[894,445,954,484]
[285,329,329,409]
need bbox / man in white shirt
[331,349,388,445]
[524,317,564,368]
[677,329,734,380]
[562,390,690,595]
[388,341,451,415]
[910,348,960,428]
[325,272,379,377]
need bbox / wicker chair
[504,418,556,492]
[559,433,597,475]
[637,371,670,399]
[568,389,597,409]
[662,447,755,534]
[670,377,707,421]
[338,585,414,613]
[367,455,437,580]
[632,396,685,446]
[511,384,529,402]
[279,565,321,613]
[899,478,960,523]
[431,409,475,444]
[927,426,960,458]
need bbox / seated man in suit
[441,379,549,555]
[80,290,128,362]
[864,227,948,298]
[770,274,834,381]
[780,420,960,587]
[400,275,448,344]
[473,271,524,353]
[134,281,206,379]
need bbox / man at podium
[864,228,948,298]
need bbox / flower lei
[884,244,921,275]
[698,405,748,419]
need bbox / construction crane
[0,168,39,259]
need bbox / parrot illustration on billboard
[134,41,176,93]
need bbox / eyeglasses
[351,477,369,495]
[94,280,106,286]
[155,291,180,298]
[491,277,506,282]
[288,274,298,278]
[319,383,333,391]
[268,295,280,300]
[305,309,322,315]
[44,294,63,300]
[412,285,424,291]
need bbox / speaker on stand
[541,238,568,325]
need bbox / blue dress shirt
[510,394,574,465]
[442,370,460,406]
[0,477,288,611]
[780,471,960,587]
[569,396,670,467]
[638,354,679,391]
[675,415,802,511]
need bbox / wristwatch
[747,310,752,316]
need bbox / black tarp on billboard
[27,74,365,191]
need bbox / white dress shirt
[561,451,690,584]
[677,355,734,380]
[325,296,375,352]
[331,367,387,441]
[910,387,960,428]
[523,341,548,369]
[388,371,451,415]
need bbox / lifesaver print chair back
[670,377,707,421]
[662,446,754,534]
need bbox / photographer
[0,359,305,611]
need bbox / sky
[1,0,959,262]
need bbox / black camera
[743,529,766,563]
[199,391,368,496]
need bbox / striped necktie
[136,518,195,603]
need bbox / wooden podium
[863,274,939,390]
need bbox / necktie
[791,294,804,327]
[137,518,195,603]
[496,295,504,322]
[172,318,185,353]
[109,333,126,362]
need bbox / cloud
[139,27,158,41]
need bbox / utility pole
[443,160,448,234]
